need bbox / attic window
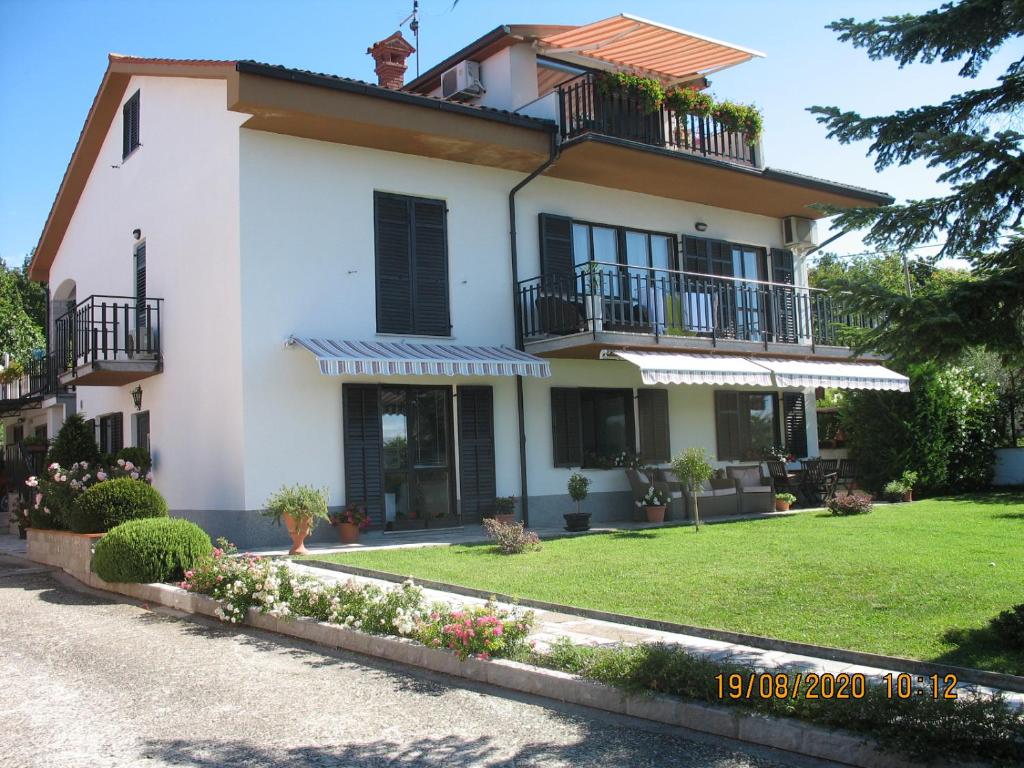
[122,90,140,159]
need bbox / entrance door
[381,386,458,530]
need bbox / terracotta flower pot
[495,514,516,524]
[283,514,311,555]
[902,490,913,503]
[775,500,792,512]
[337,522,360,544]
[644,505,666,523]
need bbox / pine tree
[809,0,1024,365]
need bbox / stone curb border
[45,568,944,768]
[304,559,1024,696]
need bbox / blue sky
[0,0,1015,267]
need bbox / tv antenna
[399,0,420,77]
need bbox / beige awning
[754,359,910,392]
[535,14,764,81]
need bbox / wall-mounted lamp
[131,386,143,411]
[694,222,708,232]
[132,229,142,241]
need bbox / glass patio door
[381,386,458,530]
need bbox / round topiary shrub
[92,517,211,584]
[68,477,168,533]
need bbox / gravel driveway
[0,559,819,768]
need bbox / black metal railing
[53,295,162,375]
[0,353,60,405]
[558,74,758,167]
[518,262,876,348]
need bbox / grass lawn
[305,492,1024,675]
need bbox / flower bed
[27,459,154,530]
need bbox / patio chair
[836,459,858,494]
[535,295,586,336]
[800,460,839,507]
[725,464,774,515]
[765,460,801,500]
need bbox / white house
[1,14,908,545]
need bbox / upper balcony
[555,73,759,168]
[0,353,64,413]
[54,295,163,386]
[518,262,876,359]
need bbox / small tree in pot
[672,448,714,532]
[565,472,592,532]
[263,484,328,555]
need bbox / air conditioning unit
[782,216,818,251]
[441,61,484,101]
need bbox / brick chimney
[367,31,416,89]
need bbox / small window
[134,411,150,452]
[122,90,140,159]
[714,391,780,461]
[551,387,635,468]
[97,413,124,456]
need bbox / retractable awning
[604,351,909,392]
[755,359,910,392]
[535,14,765,81]
[607,351,775,387]
[288,337,551,378]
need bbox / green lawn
[305,493,1024,674]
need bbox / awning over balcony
[607,351,774,387]
[288,337,551,378]
[605,351,909,392]
[755,358,910,392]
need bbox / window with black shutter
[134,241,147,330]
[374,192,450,336]
[457,386,496,521]
[98,413,124,456]
[343,384,383,527]
[538,214,575,285]
[637,389,670,463]
[714,391,780,461]
[122,90,140,160]
[550,388,582,467]
[551,387,634,468]
[783,392,808,458]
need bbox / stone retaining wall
[26,528,103,576]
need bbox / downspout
[509,130,560,528]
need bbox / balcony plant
[595,71,665,114]
[0,359,25,384]
[262,483,329,555]
[494,495,516,524]
[671,447,714,532]
[640,486,668,524]
[664,87,713,118]
[329,502,369,544]
[775,492,797,512]
[565,472,592,532]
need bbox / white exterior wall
[45,76,247,511]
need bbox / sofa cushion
[742,485,773,493]
[713,488,737,497]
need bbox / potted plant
[262,483,328,555]
[671,447,714,532]
[494,496,516,524]
[564,472,592,532]
[329,502,368,544]
[774,492,797,512]
[898,470,918,502]
[884,470,918,503]
[641,486,668,524]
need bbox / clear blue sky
[0,0,1015,267]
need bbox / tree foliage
[809,0,1024,365]
[0,260,44,366]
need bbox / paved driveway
[0,559,817,768]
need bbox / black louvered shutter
[411,198,450,336]
[457,386,496,522]
[714,390,741,461]
[122,90,140,159]
[343,384,383,528]
[638,389,670,463]
[112,413,124,454]
[539,214,575,286]
[771,248,797,343]
[135,242,147,330]
[375,193,414,334]
[550,387,582,467]
[783,392,808,459]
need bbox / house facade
[1,15,907,545]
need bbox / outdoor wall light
[131,386,143,411]
[695,222,708,232]
[132,229,142,241]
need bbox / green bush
[47,413,100,467]
[92,517,211,583]
[991,604,1024,650]
[115,447,152,472]
[68,477,167,533]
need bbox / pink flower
[130,471,139,480]
[116,458,125,467]
[124,461,135,471]
[145,471,153,482]
[48,462,59,471]
[96,471,107,481]
[34,493,42,507]
[25,477,38,488]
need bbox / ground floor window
[551,387,636,469]
[714,391,779,461]
[97,412,124,456]
[134,411,150,452]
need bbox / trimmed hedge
[68,477,168,533]
[92,518,211,584]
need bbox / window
[122,90,140,159]
[97,413,124,456]
[33,425,47,441]
[374,192,450,336]
[134,411,150,452]
[551,387,635,468]
[714,391,779,461]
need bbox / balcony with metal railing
[556,73,759,168]
[518,262,876,358]
[0,353,62,412]
[54,295,163,385]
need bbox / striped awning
[607,351,774,387]
[606,351,909,392]
[289,337,551,378]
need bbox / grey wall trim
[170,508,343,550]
